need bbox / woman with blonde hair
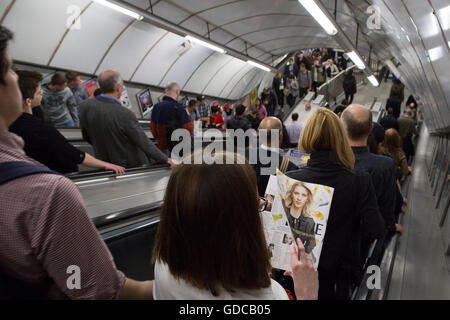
[379,128,411,181]
[283,181,316,254]
[286,108,384,300]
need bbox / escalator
[69,165,170,281]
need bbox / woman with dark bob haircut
[152,152,318,300]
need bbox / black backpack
[0,161,58,300]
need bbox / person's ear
[24,98,32,108]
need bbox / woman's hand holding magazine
[284,238,319,300]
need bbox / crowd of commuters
[1,25,416,301]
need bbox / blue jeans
[63,119,76,127]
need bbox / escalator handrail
[67,164,170,182]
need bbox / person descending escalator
[80,70,176,168]
[9,70,125,175]
[342,69,357,105]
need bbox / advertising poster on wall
[83,80,99,98]
[261,171,333,270]
[121,85,132,109]
[250,88,257,105]
[137,88,154,119]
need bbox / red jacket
[209,113,224,129]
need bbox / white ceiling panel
[51,2,134,73]
[229,69,265,99]
[96,22,167,80]
[220,64,255,98]
[183,53,232,92]
[132,32,185,85]
[0,0,13,18]
[159,44,212,88]
[204,59,248,97]
[125,0,152,10]
[4,0,90,65]
[152,1,191,24]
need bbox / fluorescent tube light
[247,60,271,72]
[185,36,226,54]
[367,75,379,87]
[346,51,366,70]
[298,0,338,35]
[93,0,144,20]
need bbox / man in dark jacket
[151,82,194,154]
[246,117,297,196]
[386,96,402,119]
[342,105,403,260]
[379,107,399,131]
[227,105,251,131]
[80,70,175,169]
[343,69,357,104]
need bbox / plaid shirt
[197,103,210,118]
[0,132,125,299]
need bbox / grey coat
[80,96,168,168]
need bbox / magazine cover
[261,171,334,270]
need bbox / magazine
[261,171,334,270]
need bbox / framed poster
[137,88,154,119]
[121,85,132,109]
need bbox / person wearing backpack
[0,26,156,300]
[151,82,193,155]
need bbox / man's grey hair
[165,82,180,93]
[98,72,123,94]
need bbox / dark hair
[65,71,80,83]
[236,104,246,116]
[371,122,385,144]
[0,26,13,85]
[300,63,306,69]
[188,99,197,108]
[341,108,373,140]
[211,106,219,114]
[197,95,205,102]
[50,73,67,86]
[152,152,271,296]
[367,133,379,154]
[16,70,43,100]
[292,113,299,121]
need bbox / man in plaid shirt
[196,95,210,128]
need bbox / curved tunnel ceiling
[0,0,448,132]
[0,0,371,102]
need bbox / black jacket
[246,147,298,197]
[379,114,399,131]
[226,116,251,131]
[9,113,85,174]
[343,75,357,95]
[386,97,402,119]
[352,146,397,233]
[286,150,384,299]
